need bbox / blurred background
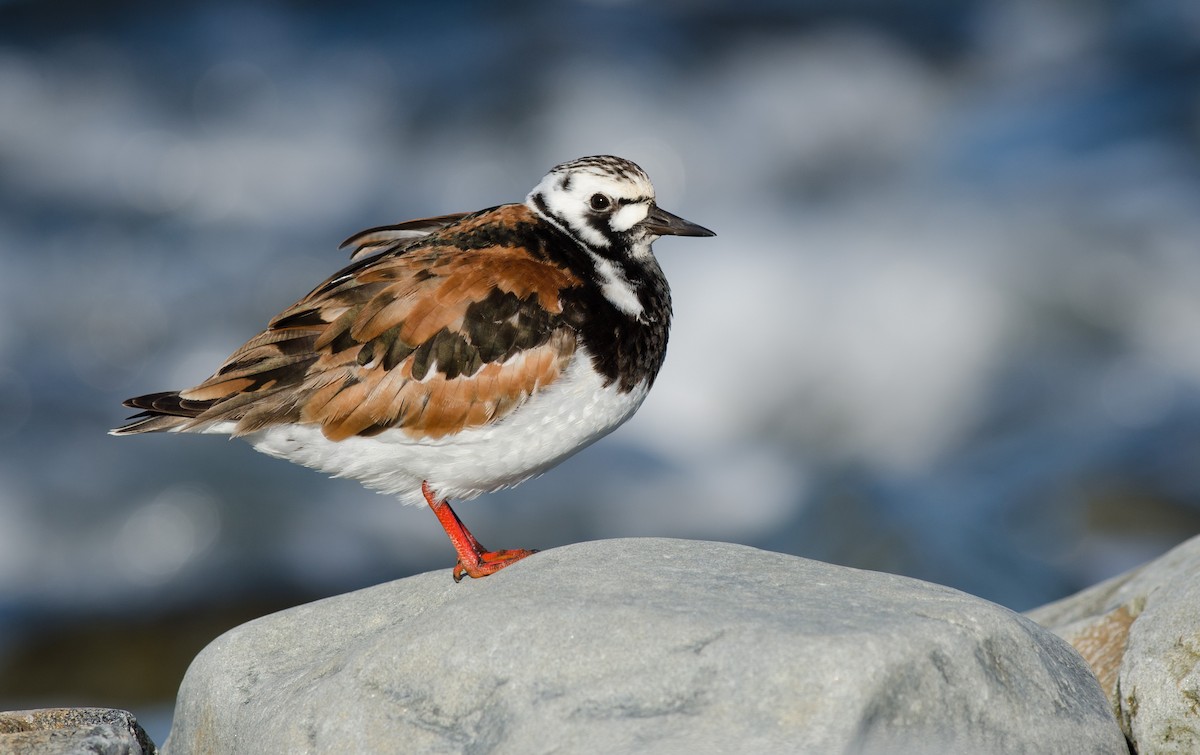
[2,0,1200,743]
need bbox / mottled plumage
[113,155,714,580]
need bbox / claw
[452,548,537,582]
[423,481,537,581]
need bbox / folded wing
[114,205,582,442]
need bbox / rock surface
[0,707,156,754]
[166,538,1125,754]
[1029,533,1200,754]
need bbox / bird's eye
[589,193,611,211]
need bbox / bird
[112,155,715,581]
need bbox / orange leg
[421,481,537,582]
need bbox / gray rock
[1029,534,1200,754]
[166,538,1125,754]
[0,707,156,755]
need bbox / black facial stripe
[586,214,620,248]
[531,191,552,220]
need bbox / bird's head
[527,155,714,258]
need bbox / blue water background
[1,0,1199,740]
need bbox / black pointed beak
[640,204,716,237]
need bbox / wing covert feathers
[114,204,582,441]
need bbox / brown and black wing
[114,204,583,441]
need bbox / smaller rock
[0,707,156,755]
[1029,533,1200,753]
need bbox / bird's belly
[244,354,650,505]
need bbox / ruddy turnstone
[112,155,714,580]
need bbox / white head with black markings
[527,155,714,259]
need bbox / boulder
[0,707,156,755]
[1029,534,1200,753]
[166,538,1125,754]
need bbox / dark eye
[589,193,611,211]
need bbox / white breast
[242,347,650,505]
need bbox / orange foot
[422,481,538,582]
